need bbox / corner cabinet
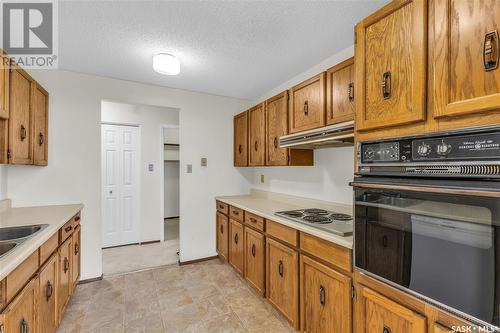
[326,57,355,125]
[355,0,427,134]
[233,111,248,167]
[289,73,326,133]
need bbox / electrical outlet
[260,174,265,183]
[201,157,207,167]
[148,164,154,172]
[187,164,192,173]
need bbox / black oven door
[352,177,500,328]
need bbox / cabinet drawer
[60,219,75,243]
[72,212,81,229]
[229,206,244,222]
[267,220,298,247]
[244,212,265,232]
[216,201,229,215]
[300,232,351,273]
[6,251,38,302]
[40,232,58,265]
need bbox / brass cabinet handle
[234,233,238,244]
[63,257,69,273]
[249,217,257,223]
[383,326,391,333]
[254,141,258,152]
[278,260,284,277]
[273,137,278,149]
[232,210,239,216]
[20,318,29,333]
[74,242,79,255]
[251,244,256,257]
[45,280,53,301]
[65,226,73,233]
[74,216,81,222]
[348,83,354,102]
[219,204,224,209]
[38,133,44,146]
[220,224,223,234]
[303,100,309,115]
[381,71,391,99]
[484,30,499,71]
[238,144,242,154]
[20,125,27,141]
[319,285,326,306]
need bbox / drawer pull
[238,144,242,154]
[232,211,239,216]
[65,225,73,233]
[254,141,258,152]
[484,30,499,71]
[63,257,69,273]
[220,224,223,234]
[219,205,224,209]
[75,242,79,255]
[381,71,391,99]
[303,100,309,115]
[45,280,53,301]
[319,285,326,306]
[348,82,354,102]
[249,217,257,223]
[278,260,284,277]
[20,318,29,333]
[383,326,391,333]
[382,235,388,248]
[234,233,239,244]
[20,125,27,141]
[74,216,81,222]
[38,133,44,146]
[274,137,278,149]
[251,244,256,257]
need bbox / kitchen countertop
[216,190,353,249]
[0,202,84,281]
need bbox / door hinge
[351,286,356,299]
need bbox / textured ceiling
[59,1,387,100]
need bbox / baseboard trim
[178,255,219,266]
[78,275,103,284]
[140,240,160,245]
[164,216,180,220]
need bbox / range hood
[279,120,354,149]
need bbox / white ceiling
[59,1,387,100]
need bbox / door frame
[160,124,180,243]
[101,122,142,248]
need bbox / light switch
[201,158,207,167]
[148,164,154,172]
[187,164,192,173]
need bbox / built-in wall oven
[351,127,500,330]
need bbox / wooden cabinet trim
[244,211,265,232]
[216,201,229,215]
[5,250,38,302]
[266,219,298,247]
[40,232,59,266]
[300,232,352,273]
[0,50,9,120]
[229,206,244,222]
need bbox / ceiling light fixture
[153,53,180,75]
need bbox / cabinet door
[32,82,48,165]
[355,0,427,132]
[266,91,289,166]
[229,219,244,275]
[326,58,355,125]
[300,255,352,333]
[71,225,81,291]
[39,254,58,333]
[58,236,72,321]
[0,278,37,333]
[234,111,248,167]
[0,51,9,119]
[216,212,229,261]
[356,285,426,333]
[289,73,326,133]
[244,227,265,295]
[433,323,453,333]
[249,103,265,166]
[9,66,33,164]
[430,0,500,124]
[266,238,299,329]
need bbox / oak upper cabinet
[244,227,265,295]
[0,51,9,120]
[355,285,426,333]
[58,236,73,320]
[266,92,289,166]
[430,0,500,129]
[300,255,352,333]
[229,219,244,275]
[71,225,81,291]
[38,254,58,333]
[248,103,266,166]
[8,66,33,164]
[216,212,229,261]
[289,73,326,133]
[234,111,248,167]
[326,57,355,125]
[32,82,49,165]
[355,0,427,132]
[266,238,299,330]
[0,278,37,333]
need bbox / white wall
[101,101,179,242]
[0,165,6,200]
[6,70,252,280]
[250,45,355,205]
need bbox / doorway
[163,127,180,244]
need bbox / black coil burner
[329,213,353,221]
[283,211,303,217]
[303,215,332,224]
[303,208,329,215]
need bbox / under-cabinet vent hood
[279,120,354,149]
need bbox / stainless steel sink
[0,224,48,259]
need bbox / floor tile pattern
[57,259,296,333]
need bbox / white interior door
[101,124,140,248]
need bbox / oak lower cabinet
[300,255,352,333]
[433,323,453,333]
[216,212,229,261]
[289,73,326,134]
[326,57,355,125]
[71,225,81,291]
[355,285,426,333]
[248,103,266,166]
[229,219,244,275]
[0,278,37,333]
[58,236,73,320]
[38,254,58,333]
[244,227,265,295]
[266,238,299,330]
[234,111,248,167]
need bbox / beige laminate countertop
[0,203,83,281]
[216,191,353,249]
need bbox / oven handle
[351,182,500,198]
